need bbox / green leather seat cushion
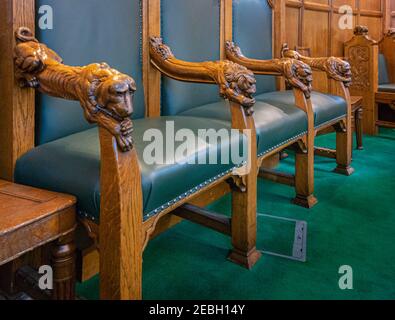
[378,84,395,93]
[14,116,246,222]
[255,91,347,128]
[179,100,308,157]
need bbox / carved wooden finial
[14,27,136,152]
[354,25,369,36]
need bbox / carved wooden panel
[347,45,370,90]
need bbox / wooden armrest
[14,27,134,152]
[225,41,313,98]
[149,37,256,115]
[281,43,352,88]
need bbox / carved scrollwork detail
[14,27,136,152]
[149,36,175,60]
[150,37,256,115]
[226,41,312,98]
[281,43,352,87]
[348,45,370,90]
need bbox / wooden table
[0,180,76,300]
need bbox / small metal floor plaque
[257,213,307,262]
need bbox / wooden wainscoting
[279,0,392,94]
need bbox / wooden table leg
[51,231,76,300]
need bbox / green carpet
[77,128,395,300]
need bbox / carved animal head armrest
[281,43,352,88]
[14,27,135,152]
[225,41,313,98]
[149,37,256,115]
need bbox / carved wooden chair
[223,0,354,177]
[294,46,364,150]
[153,0,318,208]
[8,0,261,300]
[345,26,395,133]
[159,0,353,209]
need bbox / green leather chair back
[35,0,145,144]
[160,0,222,115]
[378,53,390,85]
[232,0,276,95]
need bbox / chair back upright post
[0,0,35,181]
[99,128,143,300]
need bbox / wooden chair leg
[228,103,261,270]
[99,128,143,300]
[291,90,317,208]
[355,108,363,150]
[52,232,76,300]
[334,121,355,176]
[228,174,261,270]
[293,144,317,208]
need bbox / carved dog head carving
[14,27,136,152]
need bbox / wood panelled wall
[283,0,393,92]
[390,0,395,26]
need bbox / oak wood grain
[0,0,35,181]
[98,128,143,300]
